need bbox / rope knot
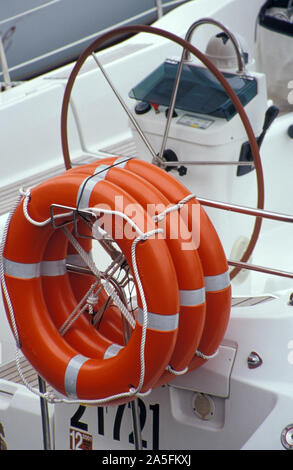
[19,187,31,200]
[87,293,99,306]
[44,391,60,403]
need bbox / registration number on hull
[57,398,160,451]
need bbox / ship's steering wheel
[60,23,264,281]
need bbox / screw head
[247,351,263,369]
[281,424,293,449]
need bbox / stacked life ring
[1,157,231,402]
[67,158,207,386]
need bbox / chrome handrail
[0,34,12,88]
[196,196,293,279]
[154,159,254,167]
[155,0,163,18]
[157,18,246,162]
[183,18,246,73]
[228,260,293,280]
[38,376,52,450]
[196,197,293,223]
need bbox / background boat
[0,0,190,82]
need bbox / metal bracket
[50,203,97,238]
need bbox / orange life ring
[2,172,180,400]
[67,157,231,370]
[69,161,207,386]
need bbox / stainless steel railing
[196,197,293,279]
